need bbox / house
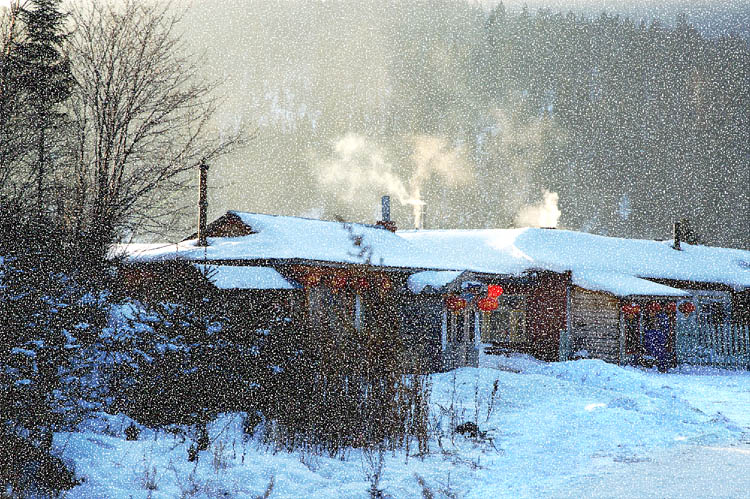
[399,226,750,369]
[119,210,455,370]
[121,211,750,372]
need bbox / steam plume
[317,133,471,228]
[515,190,561,228]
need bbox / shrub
[104,299,233,427]
[254,292,432,457]
[0,430,79,496]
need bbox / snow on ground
[55,357,750,498]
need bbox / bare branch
[65,0,249,242]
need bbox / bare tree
[65,0,246,252]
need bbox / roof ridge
[229,210,388,230]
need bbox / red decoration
[329,270,349,291]
[477,297,499,312]
[350,276,370,292]
[678,301,696,316]
[645,301,662,314]
[665,302,678,314]
[376,274,392,292]
[487,285,504,299]
[621,303,641,316]
[445,295,467,313]
[298,268,322,287]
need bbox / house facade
[401,226,750,369]
[121,211,750,371]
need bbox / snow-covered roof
[122,211,750,297]
[400,228,750,296]
[407,270,463,294]
[193,264,300,290]
[572,271,690,298]
[124,211,447,270]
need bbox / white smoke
[318,134,411,202]
[317,133,471,228]
[515,190,561,228]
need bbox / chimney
[673,220,681,251]
[197,159,209,246]
[376,195,397,232]
[416,203,426,230]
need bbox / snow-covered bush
[0,222,112,494]
[252,297,432,457]
[102,299,235,428]
[0,257,110,430]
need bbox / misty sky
[4,0,749,246]
[170,0,749,247]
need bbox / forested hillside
[186,0,749,248]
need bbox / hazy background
[174,0,748,248]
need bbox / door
[443,308,479,369]
[446,310,465,370]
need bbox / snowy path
[556,367,750,499]
[57,358,750,498]
[559,443,750,499]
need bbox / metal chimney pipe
[419,203,426,230]
[197,159,209,246]
[673,221,681,251]
[376,195,397,232]
[381,195,391,222]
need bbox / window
[480,295,527,344]
[699,298,728,328]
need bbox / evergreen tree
[0,2,29,204]
[13,0,72,218]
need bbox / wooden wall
[527,271,571,362]
[399,296,445,372]
[570,287,621,363]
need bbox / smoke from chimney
[515,190,561,228]
[317,133,470,229]
[408,199,426,229]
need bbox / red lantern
[445,295,467,313]
[329,270,349,291]
[376,273,392,292]
[350,276,370,292]
[298,268,322,287]
[645,301,662,314]
[477,297,499,312]
[621,303,641,318]
[665,302,677,314]
[487,285,504,299]
[678,301,696,316]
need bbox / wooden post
[197,159,209,246]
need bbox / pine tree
[0,2,27,199]
[13,0,72,218]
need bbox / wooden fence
[676,320,750,370]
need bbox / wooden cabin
[400,227,750,370]
[120,212,750,372]
[402,269,571,370]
